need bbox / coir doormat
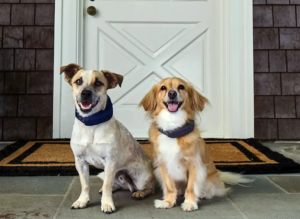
[0,139,299,176]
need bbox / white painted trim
[53,0,84,138]
[245,0,254,138]
[53,0,254,138]
[53,0,62,138]
[222,0,254,138]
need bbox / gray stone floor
[0,143,299,219]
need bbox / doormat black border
[0,138,299,176]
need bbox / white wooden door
[81,0,223,138]
[54,0,254,139]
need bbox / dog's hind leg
[132,187,154,200]
[131,164,155,200]
[71,157,90,209]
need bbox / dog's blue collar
[75,96,113,126]
[158,120,195,138]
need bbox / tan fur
[140,77,250,212]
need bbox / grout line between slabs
[226,196,248,219]
[52,177,76,219]
[265,176,289,194]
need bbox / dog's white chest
[158,134,186,181]
[70,118,117,168]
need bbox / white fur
[157,135,186,182]
[155,109,187,131]
[181,202,198,212]
[219,171,254,185]
[154,200,172,209]
[193,155,207,199]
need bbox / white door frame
[53,0,254,139]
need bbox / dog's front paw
[154,199,173,209]
[71,199,89,209]
[101,202,116,214]
[181,202,198,212]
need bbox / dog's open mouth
[163,101,183,112]
[77,101,98,112]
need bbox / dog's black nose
[81,90,92,99]
[168,90,177,99]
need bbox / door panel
[82,1,223,138]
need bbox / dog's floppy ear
[102,70,123,89]
[139,84,158,113]
[189,85,208,112]
[60,63,82,85]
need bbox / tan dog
[139,77,251,212]
[60,63,155,214]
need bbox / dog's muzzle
[77,90,98,113]
[163,90,183,112]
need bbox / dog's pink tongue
[168,102,179,112]
[82,102,90,108]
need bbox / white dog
[60,63,155,214]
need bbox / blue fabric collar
[75,96,113,126]
[158,120,195,138]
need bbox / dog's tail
[219,171,253,186]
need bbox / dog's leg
[97,171,122,195]
[154,164,176,209]
[181,164,206,212]
[132,167,155,200]
[132,187,154,200]
[101,162,117,214]
[71,157,90,209]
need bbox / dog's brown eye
[161,86,167,91]
[95,80,103,87]
[178,85,185,90]
[75,78,82,85]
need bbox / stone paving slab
[0,195,63,219]
[268,175,300,193]
[229,175,285,194]
[54,177,243,219]
[229,193,300,219]
[0,176,74,195]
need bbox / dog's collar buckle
[158,120,195,138]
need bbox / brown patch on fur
[188,86,208,112]
[102,70,123,89]
[139,84,158,114]
[60,63,82,84]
